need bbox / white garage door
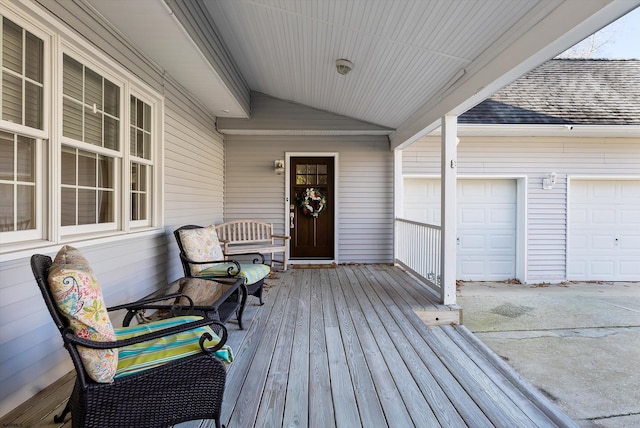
[568,180,640,281]
[404,178,517,281]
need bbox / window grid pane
[60,145,116,227]
[296,164,327,187]
[1,17,44,130]
[131,162,148,221]
[0,132,36,231]
[62,54,120,151]
[130,96,151,160]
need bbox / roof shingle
[460,59,640,125]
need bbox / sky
[560,5,640,59]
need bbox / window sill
[0,228,164,262]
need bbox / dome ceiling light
[336,59,354,75]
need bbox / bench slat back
[216,221,273,244]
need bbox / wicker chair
[31,254,228,428]
[174,224,270,306]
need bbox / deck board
[2,265,579,428]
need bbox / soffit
[82,0,639,147]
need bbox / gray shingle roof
[460,59,640,125]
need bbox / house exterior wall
[0,1,224,415]
[403,134,640,283]
[225,135,394,264]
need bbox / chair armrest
[109,293,196,327]
[63,317,228,353]
[271,234,290,240]
[179,253,242,275]
[108,293,193,313]
[220,251,266,264]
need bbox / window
[61,54,120,233]
[1,16,43,242]
[0,10,161,249]
[0,131,36,232]
[130,95,152,225]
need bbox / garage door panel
[491,234,516,249]
[461,235,485,249]
[491,260,515,275]
[491,208,516,224]
[620,210,640,225]
[459,260,484,275]
[621,261,640,274]
[591,236,615,250]
[405,178,516,281]
[591,261,615,275]
[569,179,640,281]
[460,208,485,223]
[621,236,640,249]
[591,209,616,224]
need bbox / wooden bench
[216,220,290,271]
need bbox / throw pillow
[178,225,224,275]
[48,245,117,383]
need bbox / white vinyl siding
[0,2,223,416]
[403,134,640,283]
[225,135,393,264]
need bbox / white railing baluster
[394,218,442,296]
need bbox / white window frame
[0,4,164,253]
[0,8,50,247]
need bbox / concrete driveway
[457,281,640,428]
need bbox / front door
[290,157,335,259]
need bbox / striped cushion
[198,263,270,286]
[114,316,233,378]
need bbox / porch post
[440,115,457,305]
[393,149,404,263]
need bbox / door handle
[290,211,295,229]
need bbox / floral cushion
[48,245,117,383]
[178,225,224,276]
[114,316,233,378]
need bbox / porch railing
[394,218,442,296]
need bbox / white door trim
[285,152,339,265]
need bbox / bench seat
[216,220,289,271]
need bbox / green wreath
[298,187,327,218]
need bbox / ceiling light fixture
[336,59,353,75]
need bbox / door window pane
[296,163,328,187]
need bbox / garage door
[568,180,640,281]
[404,178,517,281]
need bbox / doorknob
[290,211,295,229]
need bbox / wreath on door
[297,188,327,218]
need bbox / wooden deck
[2,264,577,427]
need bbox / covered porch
[2,264,576,427]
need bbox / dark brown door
[290,157,334,259]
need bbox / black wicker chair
[31,254,228,428]
[174,225,270,306]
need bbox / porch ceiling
[85,0,638,149]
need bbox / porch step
[414,306,462,326]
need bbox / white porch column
[393,148,404,263]
[440,115,457,305]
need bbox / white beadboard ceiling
[85,0,638,149]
